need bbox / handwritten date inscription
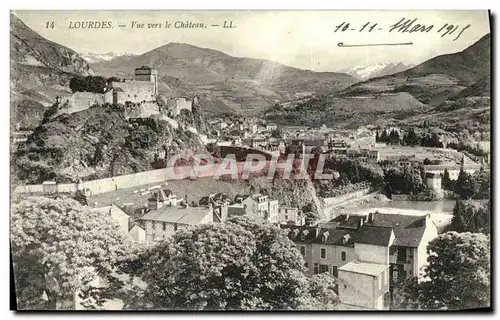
[335,17,471,41]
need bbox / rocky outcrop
[13,105,206,184]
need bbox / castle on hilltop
[107,65,158,104]
[58,66,195,116]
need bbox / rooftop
[329,212,430,247]
[92,205,129,220]
[282,225,355,246]
[354,225,394,246]
[140,206,212,225]
[339,261,389,276]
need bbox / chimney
[368,212,376,223]
[358,217,363,229]
[345,214,350,221]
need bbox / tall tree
[11,197,133,310]
[393,232,490,310]
[442,168,452,190]
[455,169,476,199]
[451,200,490,234]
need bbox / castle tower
[135,65,158,97]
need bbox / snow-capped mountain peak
[80,52,135,64]
[341,62,415,80]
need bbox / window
[319,264,328,273]
[304,262,308,269]
[332,266,338,277]
[397,248,406,262]
[163,222,167,231]
[341,251,347,261]
[285,215,288,221]
[313,263,319,275]
[320,248,327,259]
[344,284,347,289]
[300,246,306,256]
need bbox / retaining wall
[322,187,372,208]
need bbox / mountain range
[10,14,95,129]
[80,52,134,64]
[340,62,415,81]
[91,43,357,115]
[342,33,490,106]
[10,13,490,132]
[266,33,491,130]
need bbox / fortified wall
[59,92,106,114]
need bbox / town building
[266,123,278,131]
[425,172,442,194]
[128,224,146,243]
[303,139,328,153]
[277,206,305,226]
[250,138,268,149]
[283,211,439,310]
[138,189,227,241]
[228,194,279,223]
[140,204,214,241]
[12,130,32,144]
[92,204,130,235]
[338,261,390,310]
[284,224,356,277]
[267,139,286,153]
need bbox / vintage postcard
[10,10,491,311]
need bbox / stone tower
[134,65,158,97]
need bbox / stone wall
[167,98,192,115]
[111,81,156,104]
[322,188,372,208]
[59,92,105,114]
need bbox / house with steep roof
[128,224,146,243]
[92,204,130,235]
[283,225,356,277]
[140,203,214,242]
[284,211,439,310]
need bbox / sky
[12,10,490,71]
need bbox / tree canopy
[11,196,133,310]
[69,76,107,93]
[451,200,490,234]
[125,216,339,310]
[393,232,490,310]
[384,166,427,195]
